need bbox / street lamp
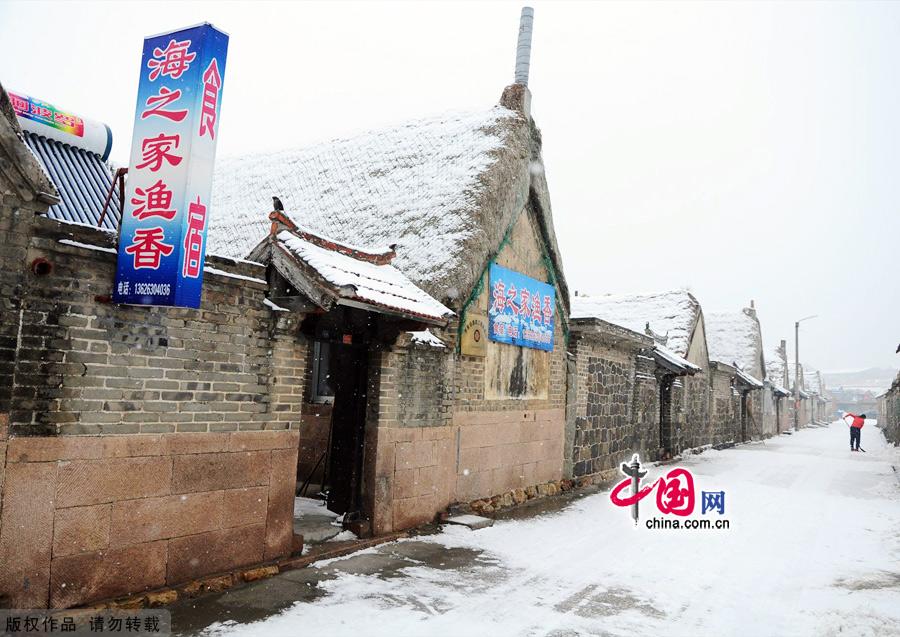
[794,314,818,430]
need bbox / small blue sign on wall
[487,263,555,351]
[113,23,229,308]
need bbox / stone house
[877,371,900,445]
[0,47,571,605]
[208,77,570,534]
[705,304,767,440]
[803,368,831,424]
[0,84,308,608]
[764,340,792,434]
[566,308,698,481]
[788,362,810,427]
[568,290,708,457]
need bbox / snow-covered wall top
[705,309,762,374]
[570,289,699,357]
[208,106,518,294]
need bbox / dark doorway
[740,392,748,442]
[775,398,781,435]
[658,375,674,459]
[324,340,369,516]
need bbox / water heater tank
[9,91,112,161]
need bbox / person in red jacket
[844,412,866,451]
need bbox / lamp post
[794,314,818,430]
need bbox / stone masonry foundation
[0,430,298,608]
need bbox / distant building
[570,289,709,458]
[705,303,767,441]
[764,340,792,433]
[878,370,900,444]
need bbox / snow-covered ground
[201,422,900,637]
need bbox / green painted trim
[456,205,569,352]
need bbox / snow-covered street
[179,422,900,637]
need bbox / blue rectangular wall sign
[487,263,555,351]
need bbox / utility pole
[795,321,800,430]
[794,315,818,430]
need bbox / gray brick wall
[4,214,308,436]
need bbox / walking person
[843,412,866,451]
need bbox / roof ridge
[217,104,520,164]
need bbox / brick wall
[0,148,52,587]
[0,212,309,607]
[366,207,569,534]
[367,330,566,534]
[9,217,308,436]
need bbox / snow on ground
[293,497,338,519]
[206,423,900,637]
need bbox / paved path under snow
[173,422,900,637]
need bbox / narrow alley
[174,422,900,637]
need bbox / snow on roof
[571,290,699,357]
[408,329,446,348]
[765,349,785,381]
[734,367,764,389]
[705,310,761,373]
[765,350,790,394]
[804,370,822,394]
[208,106,519,292]
[277,230,452,323]
[655,344,702,373]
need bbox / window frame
[310,340,335,404]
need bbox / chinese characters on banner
[113,24,228,308]
[487,263,555,351]
[8,93,85,137]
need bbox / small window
[311,341,335,403]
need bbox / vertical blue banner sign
[487,263,555,351]
[113,23,229,308]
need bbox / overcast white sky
[1,1,897,372]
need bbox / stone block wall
[669,377,686,453]
[631,352,661,459]
[879,376,899,445]
[746,390,764,440]
[566,331,661,481]
[453,408,564,502]
[762,389,779,437]
[679,373,712,450]
[0,430,298,608]
[571,347,633,477]
[710,367,740,443]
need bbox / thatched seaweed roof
[209,86,568,313]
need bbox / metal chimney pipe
[515,7,534,86]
